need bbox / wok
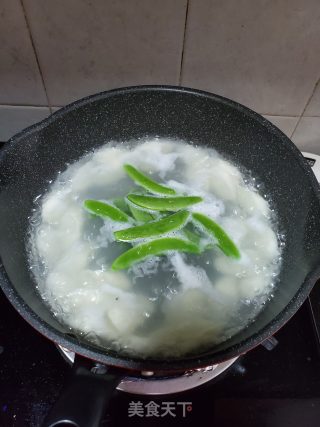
[0,86,320,426]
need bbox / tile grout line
[19,0,51,111]
[178,0,190,86]
[290,77,320,139]
[262,114,300,118]
[0,103,50,109]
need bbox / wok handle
[42,355,123,427]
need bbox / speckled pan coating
[0,85,320,373]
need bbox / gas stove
[0,145,320,427]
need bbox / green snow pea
[124,164,176,195]
[128,204,154,223]
[127,194,203,211]
[113,197,130,215]
[182,227,215,253]
[182,227,201,246]
[83,200,129,222]
[192,212,240,259]
[114,210,189,241]
[112,237,201,270]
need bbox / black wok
[0,86,320,426]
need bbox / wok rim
[1,84,320,372]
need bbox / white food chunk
[171,253,224,303]
[108,294,153,334]
[171,253,212,290]
[55,244,90,274]
[220,217,248,245]
[42,192,69,223]
[209,171,237,201]
[242,220,279,262]
[97,270,131,290]
[36,227,82,267]
[237,187,270,217]
[68,305,118,340]
[71,161,124,193]
[207,159,242,201]
[93,146,125,167]
[214,254,251,276]
[184,155,213,191]
[130,139,178,178]
[214,276,241,305]
[240,275,269,299]
[152,288,229,356]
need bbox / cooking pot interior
[0,87,320,367]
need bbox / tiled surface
[23,0,187,105]
[0,0,320,155]
[0,0,47,105]
[0,105,50,141]
[263,115,299,138]
[292,117,320,154]
[304,81,320,116]
[181,0,320,116]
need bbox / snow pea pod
[182,227,201,246]
[182,228,215,252]
[124,164,176,195]
[114,211,189,241]
[127,194,203,211]
[112,237,201,270]
[129,204,154,223]
[113,197,130,215]
[192,212,240,259]
[84,200,129,222]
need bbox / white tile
[23,0,187,105]
[0,105,50,141]
[292,117,320,154]
[304,81,320,116]
[0,0,47,104]
[182,0,320,116]
[263,115,299,138]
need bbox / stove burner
[56,345,238,395]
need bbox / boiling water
[28,138,282,358]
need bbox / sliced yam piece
[59,206,83,237]
[42,192,70,223]
[131,140,178,177]
[215,158,242,180]
[160,289,229,351]
[69,305,119,341]
[239,275,269,299]
[207,160,242,201]
[170,253,225,304]
[237,187,270,217]
[46,271,69,295]
[97,270,132,290]
[220,217,247,244]
[214,276,242,305]
[241,223,279,262]
[107,295,153,334]
[36,227,83,267]
[69,269,132,291]
[214,254,250,276]
[94,147,125,166]
[72,161,124,193]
